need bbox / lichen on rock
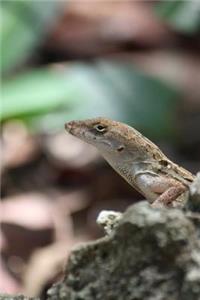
[47,201,200,300]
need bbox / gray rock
[188,172,200,212]
[0,295,39,300]
[47,201,200,300]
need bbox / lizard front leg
[152,185,187,207]
[135,172,187,207]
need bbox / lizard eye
[117,145,125,152]
[94,124,107,133]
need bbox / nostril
[65,120,77,133]
[65,122,73,132]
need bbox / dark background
[1,0,200,297]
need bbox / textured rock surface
[0,295,39,300]
[188,172,200,212]
[47,201,200,300]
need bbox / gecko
[65,117,195,207]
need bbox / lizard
[65,117,195,207]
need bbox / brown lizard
[65,117,195,207]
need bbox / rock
[188,172,200,212]
[0,295,39,300]
[96,210,122,235]
[47,201,200,300]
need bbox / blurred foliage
[2,0,197,140]
[2,67,77,119]
[2,61,179,138]
[1,0,61,74]
[155,0,200,33]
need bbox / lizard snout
[65,121,74,133]
[65,120,81,135]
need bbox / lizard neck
[102,152,151,188]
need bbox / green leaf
[1,1,60,74]
[155,0,200,33]
[1,67,78,120]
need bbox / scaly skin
[65,117,195,207]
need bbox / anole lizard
[65,117,194,207]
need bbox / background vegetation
[1,0,200,298]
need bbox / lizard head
[65,117,146,162]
